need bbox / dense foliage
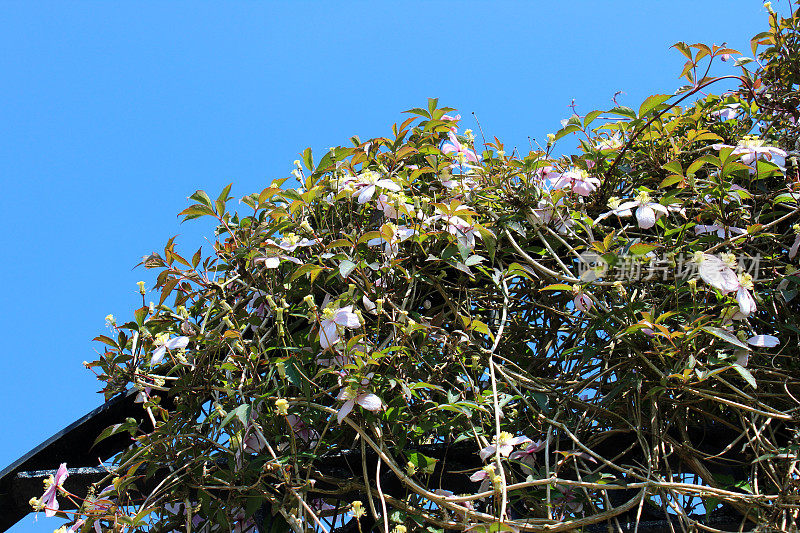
[34,5,800,532]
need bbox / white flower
[551,168,601,196]
[319,305,361,349]
[712,137,787,174]
[709,104,741,121]
[691,252,740,294]
[351,170,402,204]
[735,273,757,316]
[595,191,668,229]
[151,335,189,365]
[367,222,417,258]
[695,221,747,239]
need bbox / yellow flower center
[636,191,652,204]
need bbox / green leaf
[629,243,658,256]
[93,418,138,448]
[638,94,671,118]
[702,326,750,350]
[134,307,148,326]
[221,404,251,428]
[406,451,438,474]
[554,124,580,141]
[179,204,217,220]
[583,110,603,127]
[661,160,683,174]
[540,283,572,291]
[302,147,314,171]
[189,190,214,209]
[659,175,684,189]
[339,259,357,278]
[608,106,637,119]
[732,364,757,389]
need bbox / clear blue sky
[0,2,768,531]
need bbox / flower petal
[737,287,757,316]
[357,393,382,412]
[151,345,167,366]
[636,205,656,229]
[747,334,779,348]
[337,398,355,424]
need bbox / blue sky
[0,2,768,531]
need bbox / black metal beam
[0,389,146,532]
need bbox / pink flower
[509,439,546,470]
[529,197,574,234]
[286,414,319,443]
[748,334,779,348]
[441,131,479,164]
[151,335,190,366]
[375,193,411,219]
[709,104,740,120]
[737,334,779,367]
[573,293,592,312]
[367,222,417,258]
[712,139,787,174]
[469,465,496,493]
[551,168,601,196]
[479,432,531,461]
[42,463,69,517]
[695,221,747,239]
[336,386,382,424]
[735,273,757,316]
[692,253,740,294]
[350,170,402,204]
[533,165,560,183]
[265,233,318,252]
[319,305,361,349]
[427,206,480,250]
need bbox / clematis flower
[469,464,497,493]
[427,206,480,250]
[151,335,189,366]
[695,221,747,239]
[479,432,531,461]
[441,174,479,191]
[748,334,779,348]
[375,193,413,219]
[712,137,787,174]
[265,233,318,252]
[551,168,601,196]
[709,104,740,121]
[350,170,402,204]
[529,197,574,234]
[319,305,361,349]
[691,252,740,294]
[336,386,382,424]
[595,133,624,150]
[735,272,757,316]
[286,414,320,443]
[441,131,479,164]
[41,463,69,517]
[509,439,547,470]
[573,292,592,312]
[735,334,779,367]
[368,222,417,258]
[533,165,560,183]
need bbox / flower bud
[275,398,289,415]
[137,281,146,295]
[405,461,417,476]
[350,500,366,519]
